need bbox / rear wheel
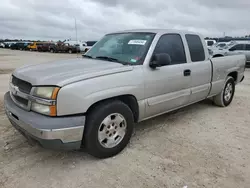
[50,49,54,53]
[213,76,235,107]
[69,49,72,54]
[84,100,134,158]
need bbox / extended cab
[4,29,245,158]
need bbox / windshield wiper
[95,56,131,65]
[82,54,93,58]
[95,56,120,62]
[83,54,126,64]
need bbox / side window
[153,34,186,65]
[245,44,250,51]
[230,44,244,51]
[185,34,205,62]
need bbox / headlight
[31,86,60,116]
[31,103,50,115]
[31,102,57,116]
[33,87,60,99]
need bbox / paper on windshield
[128,40,147,45]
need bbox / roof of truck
[110,29,201,35]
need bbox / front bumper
[4,92,85,150]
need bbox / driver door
[144,34,191,117]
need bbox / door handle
[183,69,191,76]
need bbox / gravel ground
[0,49,250,188]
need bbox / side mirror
[229,47,235,51]
[150,53,171,68]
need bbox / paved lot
[0,49,250,188]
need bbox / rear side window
[153,34,186,65]
[186,35,205,62]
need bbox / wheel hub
[98,113,127,148]
[224,82,233,101]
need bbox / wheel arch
[228,71,238,82]
[213,54,224,58]
[86,94,139,123]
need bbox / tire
[213,76,235,107]
[50,49,54,53]
[84,100,134,158]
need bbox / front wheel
[84,100,134,158]
[213,76,235,107]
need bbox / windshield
[85,32,155,65]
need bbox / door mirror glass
[150,53,171,68]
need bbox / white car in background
[211,42,230,50]
[212,41,250,66]
[63,40,97,53]
[81,41,97,53]
[205,39,216,47]
[0,42,5,48]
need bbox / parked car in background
[81,41,97,52]
[210,42,230,50]
[4,42,16,48]
[49,43,80,53]
[205,39,216,47]
[4,29,245,158]
[20,42,32,50]
[37,43,56,52]
[10,42,31,50]
[212,41,250,66]
[27,42,44,51]
[0,42,5,48]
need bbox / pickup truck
[4,29,245,158]
[37,43,56,52]
[49,43,80,53]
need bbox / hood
[13,58,133,86]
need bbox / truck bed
[209,54,246,97]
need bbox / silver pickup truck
[4,29,246,158]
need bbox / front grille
[13,95,29,106]
[12,76,32,94]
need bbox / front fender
[57,85,142,116]
[56,66,144,116]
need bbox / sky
[0,0,250,41]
